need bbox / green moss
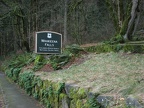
[77,88,87,99]
[56,83,65,95]
[59,93,67,99]
[39,81,64,108]
[31,77,44,100]
[69,88,79,99]
[76,99,83,108]
[59,93,69,108]
[42,80,51,89]
[85,43,144,54]
[123,44,144,53]
[70,99,76,108]
[85,44,114,53]
[54,82,65,108]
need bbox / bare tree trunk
[64,0,68,46]
[12,18,17,52]
[117,0,124,28]
[0,36,2,56]
[123,0,140,41]
[3,34,6,55]
[132,6,140,36]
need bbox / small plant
[1,53,34,71]
[108,34,124,44]
[65,44,84,55]
[5,67,21,82]
[50,54,71,70]
[34,55,45,65]
[11,67,22,82]
[33,55,47,71]
[5,68,13,78]
[2,53,35,84]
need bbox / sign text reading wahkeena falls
[35,31,62,54]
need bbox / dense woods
[0,0,144,56]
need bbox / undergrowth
[1,44,85,82]
[33,54,47,71]
[85,43,144,53]
[19,71,35,95]
[3,53,35,82]
[1,43,144,108]
[49,44,84,70]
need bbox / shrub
[49,44,84,70]
[33,55,47,71]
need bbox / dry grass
[36,52,144,99]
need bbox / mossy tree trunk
[106,0,141,42]
[68,0,84,44]
[123,0,141,41]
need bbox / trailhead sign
[35,31,62,54]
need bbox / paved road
[0,72,43,108]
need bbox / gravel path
[0,72,43,108]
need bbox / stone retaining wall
[4,69,144,108]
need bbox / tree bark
[123,0,140,41]
[0,36,3,55]
[64,0,68,46]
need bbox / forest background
[0,0,144,56]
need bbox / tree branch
[0,0,10,7]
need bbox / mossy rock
[123,44,144,53]
[85,43,144,53]
[85,44,114,53]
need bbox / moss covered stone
[85,43,144,53]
